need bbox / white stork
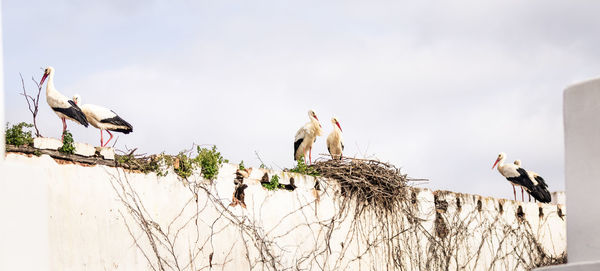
[512,159,527,201]
[39,66,89,139]
[72,95,133,147]
[326,117,344,160]
[513,159,551,203]
[513,159,521,167]
[294,110,323,164]
[492,153,551,203]
[492,153,525,201]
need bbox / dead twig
[19,73,43,137]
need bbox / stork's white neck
[310,116,318,125]
[46,71,57,94]
[496,156,506,172]
[330,124,343,142]
[331,124,342,137]
[310,117,323,136]
[334,124,342,134]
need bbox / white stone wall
[0,153,566,270]
[563,78,600,264]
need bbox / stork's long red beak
[492,158,500,169]
[336,122,342,132]
[39,73,48,86]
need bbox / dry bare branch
[19,73,43,137]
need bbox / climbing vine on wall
[108,156,566,271]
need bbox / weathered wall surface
[0,153,566,270]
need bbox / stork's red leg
[521,187,524,202]
[100,130,104,147]
[512,184,516,201]
[309,147,312,165]
[302,150,307,164]
[61,118,67,141]
[104,130,114,147]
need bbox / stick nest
[312,157,409,213]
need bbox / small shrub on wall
[195,146,227,181]
[5,122,34,146]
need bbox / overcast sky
[4,0,600,200]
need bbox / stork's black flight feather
[52,100,89,127]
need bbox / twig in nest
[111,136,120,148]
[127,148,138,156]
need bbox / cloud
[6,0,600,200]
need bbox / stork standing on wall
[513,159,551,203]
[513,160,530,201]
[326,117,344,160]
[72,95,133,147]
[294,110,323,164]
[492,153,551,203]
[492,153,525,201]
[39,66,89,139]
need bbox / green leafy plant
[262,174,282,191]
[58,130,75,154]
[259,163,266,169]
[174,152,195,179]
[195,146,225,181]
[157,155,173,177]
[96,145,229,180]
[290,156,319,177]
[116,154,133,164]
[145,154,171,177]
[239,160,245,170]
[116,152,172,177]
[5,122,34,146]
